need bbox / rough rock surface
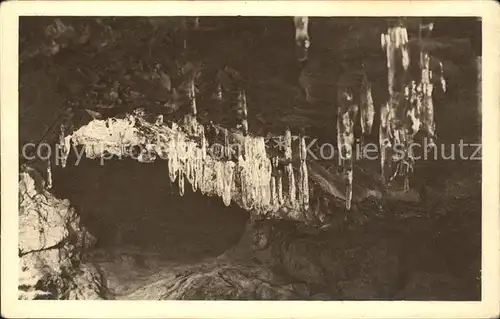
[18,165,107,300]
[18,17,481,301]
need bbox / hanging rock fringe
[337,90,357,211]
[379,21,443,192]
[46,157,52,189]
[239,135,272,213]
[62,113,310,220]
[284,130,297,214]
[189,80,197,116]
[293,16,310,61]
[299,136,309,211]
[360,74,375,137]
[381,24,409,95]
[236,89,249,134]
[419,52,435,142]
[59,125,71,168]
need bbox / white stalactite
[59,125,70,168]
[46,157,52,189]
[381,25,409,95]
[178,168,185,196]
[294,16,310,61]
[284,130,296,210]
[299,136,309,211]
[420,52,435,141]
[360,75,375,136]
[190,80,197,116]
[237,89,249,134]
[277,171,284,207]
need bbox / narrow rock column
[236,89,249,135]
[359,72,375,151]
[46,157,53,189]
[298,134,309,211]
[58,124,70,168]
[380,20,412,189]
[293,16,310,63]
[284,130,296,210]
[189,80,197,116]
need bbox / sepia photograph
[2,1,499,318]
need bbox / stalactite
[237,89,248,134]
[214,161,224,197]
[277,170,284,207]
[178,167,185,196]
[420,52,435,142]
[192,17,200,30]
[345,167,353,211]
[155,114,163,126]
[222,161,235,206]
[168,129,179,183]
[381,23,409,95]
[236,135,274,213]
[380,22,412,188]
[214,83,223,101]
[270,175,278,212]
[189,80,197,116]
[360,74,375,138]
[59,125,70,168]
[46,157,52,189]
[61,112,313,218]
[224,128,231,160]
[408,81,422,134]
[293,16,310,61]
[85,144,96,159]
[299,136,309,211]
[337,89,357,211]
[284,130,296,210]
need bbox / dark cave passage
[51,154,250,262]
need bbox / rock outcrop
[18,165,107,300]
